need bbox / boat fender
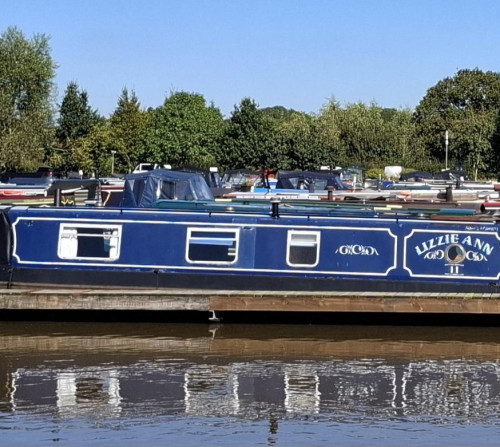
[0,210,12,266]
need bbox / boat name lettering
[336,245,379,256]
[414,234,494,256]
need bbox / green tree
[55,81,102,173]
[337,102,389,166]
[108,88,149,173]
[142,91,224,168]
[273,111,321,170]
[0,27,56,170]
[260,106,317,170]
[70,122,111,177]
[384,108,427,169]
[261,106,298,121]
[316,99,344,168]
[316,101,424,172]
[56,81,101,145]
[452,110,497,180]
[414,68,500,176]
[220,98,277,170]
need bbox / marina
[4,6,500,446]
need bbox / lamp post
[445,130,449,171]
[111,150,116,175]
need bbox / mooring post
[209,310,221,323]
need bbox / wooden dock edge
[1,289,500,314]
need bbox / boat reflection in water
[1,322,500,445]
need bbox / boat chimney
[327,186,334,201]
[445,185,453,202]
[54,187,61,207]
[271,197,280,219]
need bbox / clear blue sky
[2,0,499,118]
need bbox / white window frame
[185,227,239,265]
[58,223,122,261]
[286,230,320,267]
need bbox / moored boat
[0,169,55,204]
[0,169,499,295]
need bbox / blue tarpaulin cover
[121,169,214,207]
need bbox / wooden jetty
[2,288,500,316]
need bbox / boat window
[58,224,121,260]
[186,228,239,264]
[287,230,320,267]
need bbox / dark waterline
[2,308,500,327]
[2,320,500,445]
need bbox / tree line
[2,26,500,180]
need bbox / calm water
[1,320,500,445]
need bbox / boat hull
[1,204,500,293]
[4,266,500,293]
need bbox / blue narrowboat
[0,169,499,293]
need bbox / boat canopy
[121,169,214,207]
[400,170,469,182]
[222,169,264,189]
[174,165,223,188]
[399,171,434,182]
[432,170,469,181]
[276,171,348,190]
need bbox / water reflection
[1,322,500,444]
[56,369,121,418]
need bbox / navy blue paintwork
[4,201,500,292]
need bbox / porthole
[445,244,465,263]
